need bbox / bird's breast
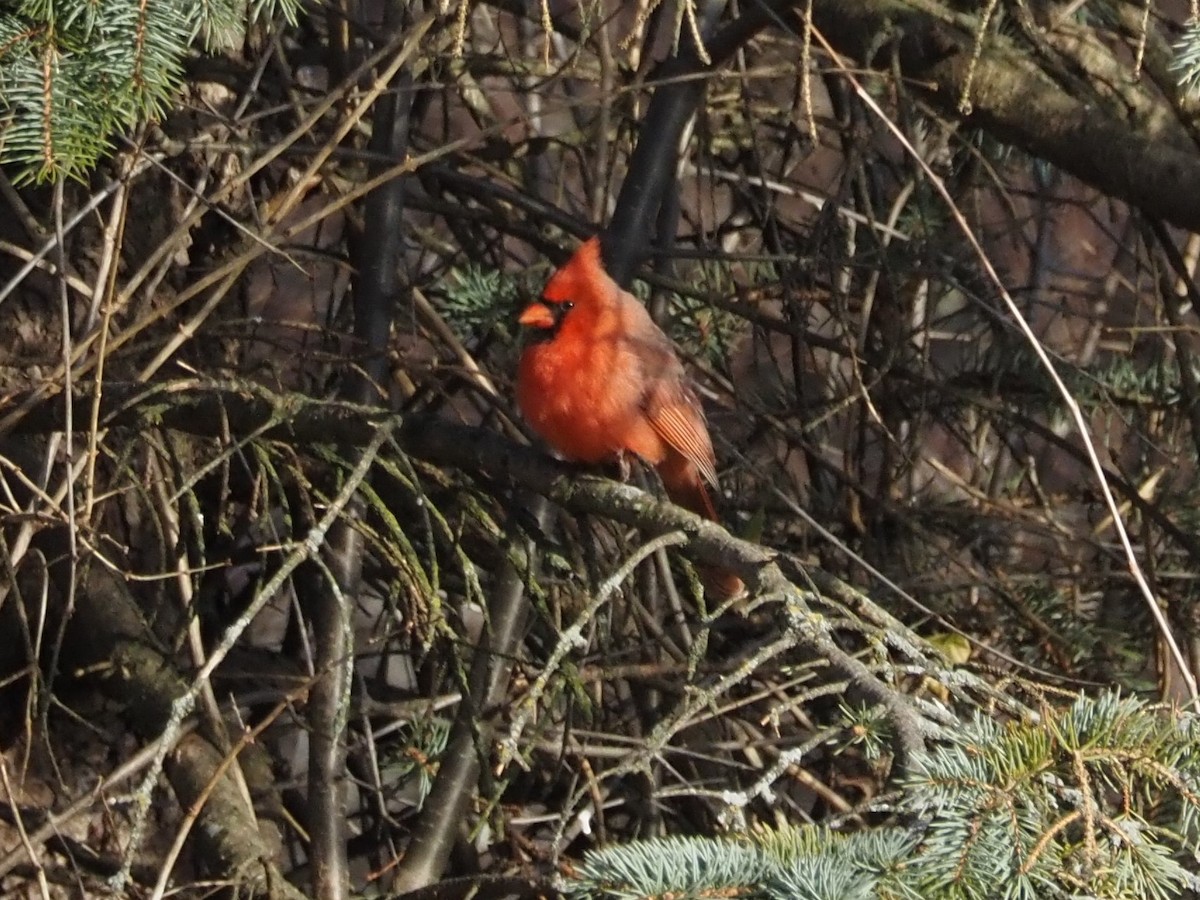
[517,322,664,465]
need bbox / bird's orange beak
[518,301,556,329]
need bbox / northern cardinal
[516,236,743,598]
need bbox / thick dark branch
[388,530,535,893]
[306,12,420,897]
[811,0,1200,232]
[351,64,416,398]
[604,0,803,284]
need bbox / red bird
[516,236,743,598]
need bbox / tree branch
[2,379,939,765]
[810,0,1200,232]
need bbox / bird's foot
[615,450,632,483]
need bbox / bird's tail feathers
[698,566,746,601]
[658,454,745,600]
[661,464,719,521]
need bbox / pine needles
[0,0,300,182]
[563,693,1200,900]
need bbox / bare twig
[809,24,1199,706]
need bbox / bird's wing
[644,377,719,488]
[616,292,720,488]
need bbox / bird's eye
[561,301,575,312]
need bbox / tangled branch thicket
[1,1,1200,898]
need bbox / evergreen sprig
[1172,18,1200,99]
[906,692,1200,899]
[440,263,527,339]
[0,0,301,182]
[379,716,452,810]
[569,834,766,900]
[561,693,1200,900]
[566,824,920,900]
[660,258,751,365]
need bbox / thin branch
[810,0,1200,233]
[809,24,1199,707]
[108,419,398,893]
